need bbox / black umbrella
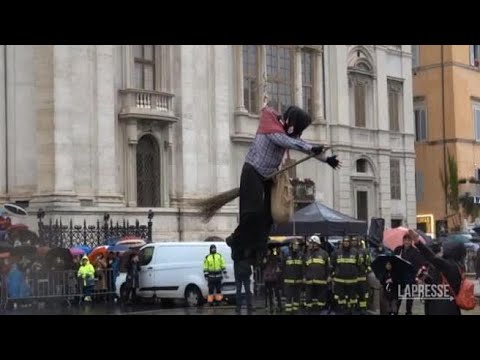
[0,240,12,253]
[45,247,74,270]
[415,229,433,245]
[10,245,37,258]
[372,254,415,286]
[2,203,28,218]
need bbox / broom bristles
[193,187,240,223]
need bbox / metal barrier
[0,268,118,310]
[253,267,264,297]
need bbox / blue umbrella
[73,245,92,255]
[104,236,121,246]
[108,244,129,253]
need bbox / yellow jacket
[203,253,226,278]
[77,256,95,286]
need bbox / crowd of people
[239,228,474,316]
[0,252,121,305]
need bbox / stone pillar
[214,45,232,194]
[233,45,246,113]
[126,120,138,207]
[165,123,174,208]
[257,45,267,112]
[314,49,324,122]
[95,45,122,205]
[331,45,349,126]
[378,153,392,224]
[294,47,303,107]
[32,45,55,197]
[404,156,417,228]
[31,45,78,207]
[402,53,414,135]
[376,48,388,132]
[123,45,133,89]
[52,45,76,196]
[0,45,6,201]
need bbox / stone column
[214,45,232,194]
[52,45,76,196]
[257,45,267,112]
[314,48,325,122]
[233,45,246,113]
[294,47,302,107]
[378,152,392,223]
[126,120,138,207]
[95,45,122,205]
[0,45,6,201]
[31,45,78,207]
[123,45,133,89]
[32,45,55,197]
[404,156,417,228]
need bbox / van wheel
[185,285,203,307]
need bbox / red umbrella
[88,246,109,262]
[383,227,425,251]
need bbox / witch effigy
[195,99,341,263]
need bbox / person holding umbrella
[409,229,469,315]
[371,253,415,315]
[125,252,141,305]
[379,261,398,315]
[393,233,424,315]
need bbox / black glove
[326,155,341,169]
[311,146,324,155]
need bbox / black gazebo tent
[270,201,367,237]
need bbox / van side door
[138,246,155,298]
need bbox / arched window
[136,135,160,207]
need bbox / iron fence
[37,209,154,248]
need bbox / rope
[262,71,268,108]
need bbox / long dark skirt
[227,162,273,261]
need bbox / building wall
[2,45,416,240]
[414,45,480,228]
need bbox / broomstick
[193,150,326,223]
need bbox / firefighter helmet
[309,235,321,245]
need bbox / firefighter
[203,244,227,306]
[283,239,303,314]
[351,236,371,314]
[304,235,330,313]
[331,236,359,314]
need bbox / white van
[116,241,251,306]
